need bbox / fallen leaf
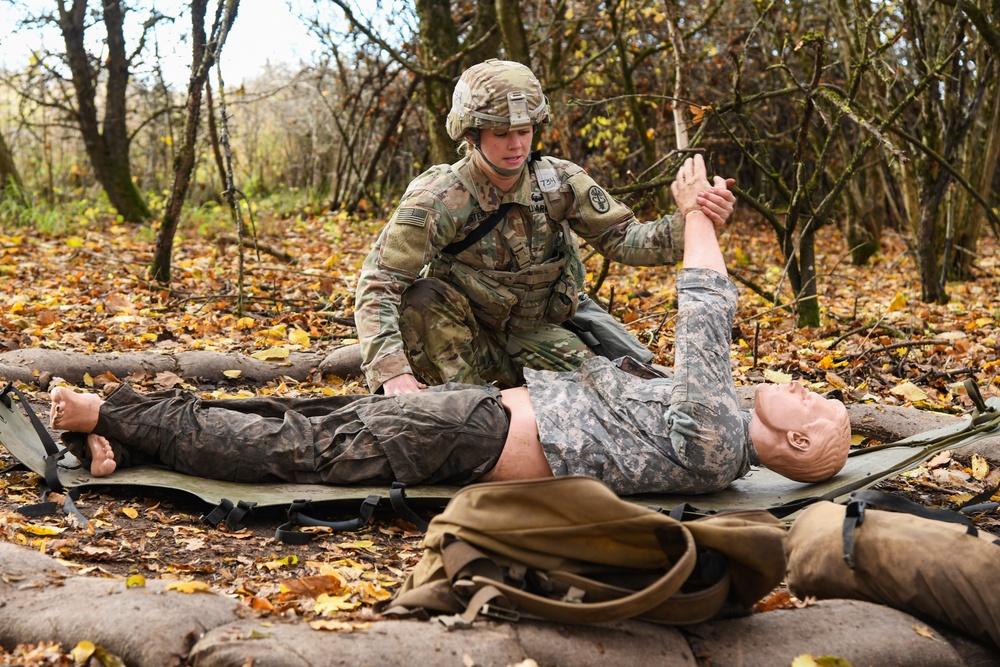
[289,327,310,347]
[888,291,907,312]
[165,580,213,594]
[261,554,299,570]
[890,381,928,403]
[309,619,370,631]
[153,371,185,389]
[126,574,146,588]
[70,641,95,662]
[251,347,290,361]
[20,524,65,536]
[121,507,138,519]
[314,593,359,615]
[913,624,937,639]
[763,369,793,384]
[280,574,345,597]
[926,451,952,468]
[223,369,243,378]
[970,454,989,481]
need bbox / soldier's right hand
[382,373,426,395]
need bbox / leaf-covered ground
[1,209,999,662]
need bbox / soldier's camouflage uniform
[353,154,685,392]
[91,268,757,495]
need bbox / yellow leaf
[223,370,243,378]
[309,619,370,631]
[971,453,990,481]
[763,369,793,384]
[236,317,256,330]
[71,641,96,662]
[126,574,146,588]
[792,656,820,667]
[83,372,94,387]
[913,624,937,639]
[268,323,288,338]
[888,291,907,312]
[356,580,392,603]
[121,507,139,519]
[815,657,855,667]
[314,593,359,615]
[10,301,24,314]
[890,381,928,403]
[20,524,65,536]
[338,540,375,551]
[261,554,299,570]
[165,580,213,594]
[65,236,84,249]
[288,328,310,347]
[251,347,290,361]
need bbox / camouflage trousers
[94,383,507,486]
[399,277,594,388]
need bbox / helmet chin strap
[473,144,525,179]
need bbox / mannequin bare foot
[49,387,103,433]
[86,434,117,477]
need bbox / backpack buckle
[480,603,520,622]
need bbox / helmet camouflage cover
[446,59,550,141]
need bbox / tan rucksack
[386,476,787,626]
[786,490,1000,648]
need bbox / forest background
[0,0,996,405]
[0,2,1000,656]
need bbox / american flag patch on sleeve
[394,207,430,227]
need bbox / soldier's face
[478,128,533,172]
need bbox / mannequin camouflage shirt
[526,269,758,495]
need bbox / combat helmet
[446,59,550,141]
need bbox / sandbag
[387,476,787,626]
[786,490,1000,648]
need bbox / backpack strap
[442,203,514,255]
[841,490,983,568]
[451,524,700,625]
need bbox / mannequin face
[750,381,846,461]
[473,128,533,187]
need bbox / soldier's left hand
[696,176,736,232]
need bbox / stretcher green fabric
[2,384,999,515]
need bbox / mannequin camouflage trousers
[93,383,508,486]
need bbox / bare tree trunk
[56,0,151,222]
[0,131,28,206]
[495,0,530,65]
[415,0,460,164]
[151,0,239,284]
[205,79,228,191]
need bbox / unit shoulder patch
[587,186,611,214]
